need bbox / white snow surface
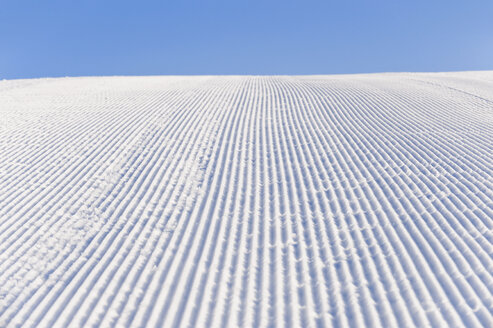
[0,72,493,327]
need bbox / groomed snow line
[0,72,492,327]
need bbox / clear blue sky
[1,0,492,79]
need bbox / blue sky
[1,0,492,79]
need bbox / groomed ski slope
[0,72,492,328]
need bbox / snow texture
[0,72,492,327]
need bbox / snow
[0,72,492,327]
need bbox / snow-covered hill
[0,72,492,327]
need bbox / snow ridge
[0,72,492,327]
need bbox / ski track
[0,72,492,327]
